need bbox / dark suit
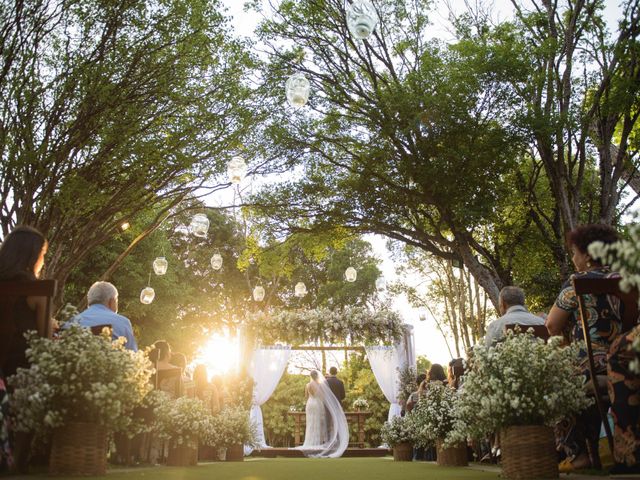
[325,375,346,407]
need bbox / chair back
[504,323,550,341]
[153,367,183,398]
[0,280,57,371]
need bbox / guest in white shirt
[483,286,545,347]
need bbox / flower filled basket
[202,406,256,462]
[9,325,153,475]
[411,383,467,466]
[380,415,415,461]
[153,395,211,466]
[458,332,591,480]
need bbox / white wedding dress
[294,376,349,458]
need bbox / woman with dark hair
[0,225,49,379]
[546,224,621,472]
[427,363,447,383]
[149,340,182,398]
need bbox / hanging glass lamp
[190,214,209,238]
[210,252,223,270]
[227,156,247,184]
[294,281,308,298]
[140,287,155,304]
[152,257,168,276]
[345,266,358,282]
[285,73,311,108]
[253,285,266,302]
[346,0,378,40]
[120,221,130,231]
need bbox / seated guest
[193,365,220,414]
[483,286,545,347]
[545,224,620,472]
[448,358,465,390]
[70,282,137,351]
[149,340,183,398]
[405,373,427,413]
[170,352,194,396]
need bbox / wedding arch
[240,307,416,454]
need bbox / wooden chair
[504,324,550,341]
[0,279,57,373]
[90,324,113,336]
[572,275,640,456]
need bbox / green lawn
[27,458,502,480]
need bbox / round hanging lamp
[346,0,379,40]
[152,257,168,276]
[190,214,209,238]
[285,73,311,108]
[253,285,266,302]
[227,156,247,184]
[294,281,308,298]
[140,287,155,304]
[345,266,358,282]
[210,252,223,270]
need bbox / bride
[294,370,349,458]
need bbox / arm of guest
[545,304,571,337]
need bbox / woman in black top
[0,225,49,380]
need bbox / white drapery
[365,324,416,422]
[244,346,291,455]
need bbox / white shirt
[483,305,545,347]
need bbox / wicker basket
[166,442,198,466]
[392,442,413,461]
[436,439,468,466]
[49,421,108,475]
[198,444,219,461]
[501,425,558,480]
[225,444,244,462]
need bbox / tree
[0,0,256,304]
[247,0,530,309]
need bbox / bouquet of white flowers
[380,415,416,447]
[153,395,211,449]
[201,406,256,448]
[589,220,640,293]
[411,383,465,447]
[352,397,369,410]
[457,332,591,437]
[9,325,153,435]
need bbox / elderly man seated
[483,286,545,347]
[70,281,138,351]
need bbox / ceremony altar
[288,411,371,448]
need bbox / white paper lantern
[285,73,311,108]
[375,277,386,290]
[227,156,247,184]
[152,257,168,276]
[345,266,358,282]
[190,214,209,238]
[140,287,155,304]
[346,0,379,40]
[253,285,266,302]
[210,253,223,270]
[294,281,308,298]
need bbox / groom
[326,367,346,409]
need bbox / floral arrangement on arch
[153,394,211,449]
[201,406,256,448]
[352,398,369,411]
[380,415,416,447]
[243,307,405,345]
[410,382,465,448]
[457,332,591,438]
[9,325,153,436]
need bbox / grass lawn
[23,458,502,480]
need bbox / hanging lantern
[375,277,386,290]
[294,281,308,298]
[140,287,155,304]
[152,257,168,276]
[285,73,311,108]
[120,221,130,231]
[227,156,247,184]
[253,285,266,302]
[346,0,379,40]
[345,266,358,282]
[190,214,209,238]
[210,253,223,270]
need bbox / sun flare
[191,332,240,379]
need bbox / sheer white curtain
[244,346,291,455]
[365,324,417,422]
